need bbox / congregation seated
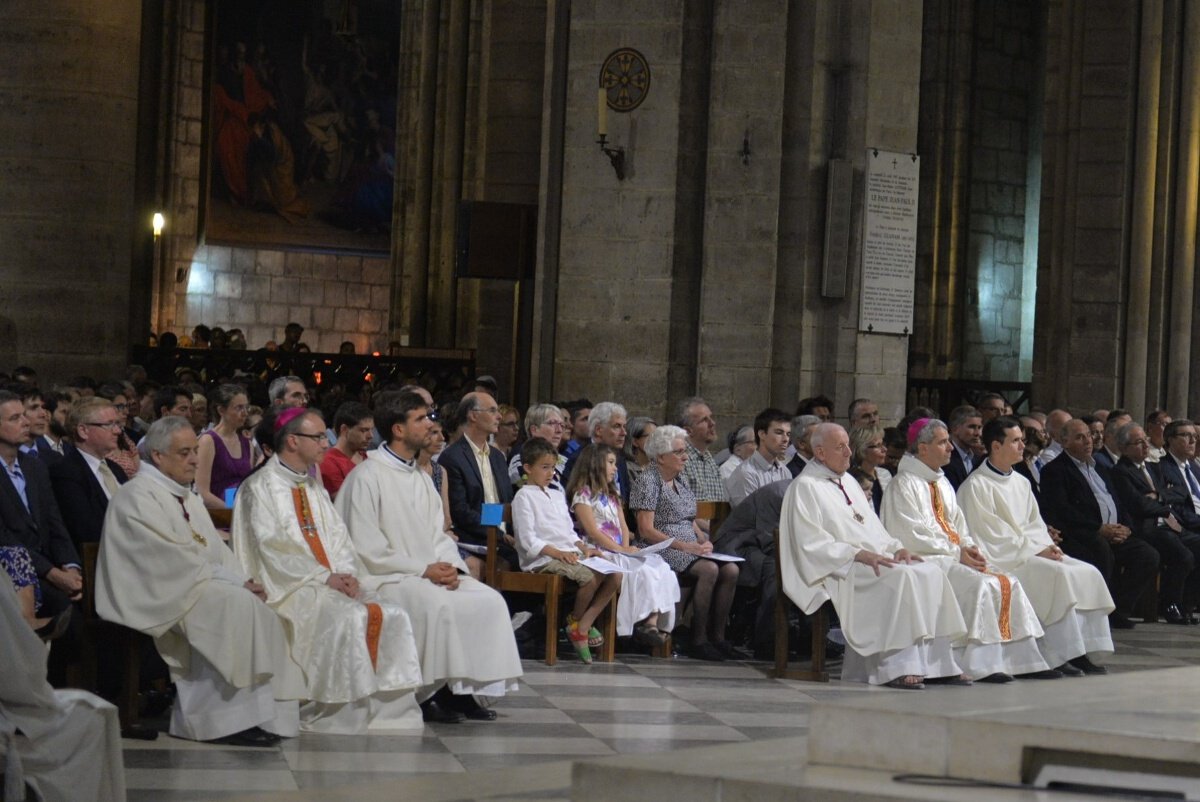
[319,401,374,500]
[97,416,304,745]
[1038,418,1158,629]
[232,407,425,733]
[780,422,967,688]
[334,391,521,722]
[512,437,622,664]
[1106,421,1200,624]
[566,443,679,648]
[49,398,129,548]
[944,405,983,490]
[624,416,657,486]
[957,417,1115,675]
[507,402,568,487]
[562,401,631,503]
[847,424,890,515]
[631,425,739,661]
[676,397,728,506]
[440,391,515,579]
[94,382,141,477]
[786,414,821,477]
[195,384,256,512]
[718,424,755,483]
[725,408,791,506]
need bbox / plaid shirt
[681,441,729,502]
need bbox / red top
[320,447,359,499]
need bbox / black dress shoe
[1068,656,1108,675]
[713,640,744,660]
[34,607,72,642]
[212,727,282,747]
[1108,612,1136,629]
[1055,662,1084,677]
[448,694,498,721]
[978,673,1014,683]
[420,699,465,724]
[1016,669,1063,680]
[1162,604,1188,625]
[688,642,726,662]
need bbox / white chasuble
[956,462,1115,626]
[336,448,522,696]
[780,460,966,657]
[97,465,305,702]
[881,455,1048,677]
[233,457,422,707]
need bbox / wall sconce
[152,212,165,240]
[597,87,626,180]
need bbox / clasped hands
[46,566,83,601]
[854,548,921,576]
[958,544,988,572]
[423,561,461,590]
[243,578,268,601]
[1099,523,1130,544]
[325,572,361,598]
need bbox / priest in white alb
[335,391,522,724]
[880,418,1052,682]
[780,423,968,688]
[957,416,1115,676]
[97,417,305,745]
[233,407,424,733]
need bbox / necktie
[97,461,120,497]
[1185,463,1200,500]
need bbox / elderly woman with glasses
[624,416,657,485]
[631,425,740,661]
[508,403,568,486]
[848,425,891,515]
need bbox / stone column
[0,0,141,379]
[1176,5,1200,414]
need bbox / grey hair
[906,419,947,455]
[1115,422,1145,450]
[645,424,688,460]
[792,415,822,441]
[588,402,627,438]
[809,422,846,451]
[948,405,981,429]
[524,403,563,433]
[674,396,708,427]
[268,375,303,403]
[141,416,193,463]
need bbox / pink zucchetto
[273,406,308,432]
[906,417,932,446]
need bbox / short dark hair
[154,385,189,416]
[883,426,907,450]
[948,405,982,429]
[1079,414,1100,426]
[565,398,593,423]
[372,393,426,443]
[521,436,558,467]
[333,401,374,434]
[1164,419,1195,441]
[752,408,791,444]
[1146,409,1171,427]
[1107,408,1131,422]
[982,416,1022,456]
[795,395,834,417]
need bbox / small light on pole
[152,212,165,240]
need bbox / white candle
[598,86,608,138]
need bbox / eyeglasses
[84,421,121,431]
[670,448,688,456]
[1127,439,1150,447]
[112,403,128,412]
[1172,433,1198,442]
[292,432,328,442]
[500,421,520,428]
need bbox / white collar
[141,462,194,498]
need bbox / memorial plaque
[858,148,919,335]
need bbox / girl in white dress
[567,444,680,645]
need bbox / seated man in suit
[440,391,515,578]
[11,385,64,465]
[944,405,983,491]
[786,414,821,477]
[1154,419,1200,571]
[1039,418,1158,629]
[1107,422,1200,624]
[49,398,129,547]
[0,390,81,620]
[1093,410,1132,471]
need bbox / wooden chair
[82,543,155,736]
[483,505,616,666]
[208,507,233,530]
[769,529,829,681]
[695,500,732,538]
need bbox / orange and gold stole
[929,481,1012,640]
[292,485,383,669]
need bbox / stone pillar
[0,0,141,379]
[1174,4,1200,414]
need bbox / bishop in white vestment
[880,421,1049,681]
[780,424,967,687]
[335,393,522,716]
[97,418,304,745]
[957,418,1115,674]
[233,408,424,733]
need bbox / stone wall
[0,0,142,381]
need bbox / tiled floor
[121,621,1200,801]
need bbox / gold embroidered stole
[291,485,383,669]
[929,480,1012,640]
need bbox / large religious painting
[202,0,399,254]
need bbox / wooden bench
[770,528,830,681]
[483,505,616,665]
